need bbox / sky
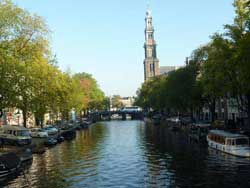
[13,0,235,97]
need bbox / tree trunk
[210,99,216,122]
[190,107,194,122]
[22,108,27,127]
[223,97,228,128]
[247,94,250,128]
[22,97,28,127]
[2,109,7,125]
[35,117,40,127]
[217,97,222,119]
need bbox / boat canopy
[209,130,247,139]
[0,125,29,131]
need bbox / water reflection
[143,123,250,187]
[4,121,250,188]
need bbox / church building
[143,8,160,81]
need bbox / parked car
[30,128,48,138]
[80,120,91,128]
[180,116,194,125]
[55,121,73,130]
[43,126,58,135]
[44,137,57,146]
[58,123,71,130]
[56,136,64,143]
[167,117,181,123]
[67,122,75,129]
[212,120,225,129]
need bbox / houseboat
[207,130,250,157]
[0,125,32,146]
[189,122,211,143]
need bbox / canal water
[4,121,250,188]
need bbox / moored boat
[207,130,250,157]
[0,152,21,180]
[0,125,32,146]
[189,122,211,143]
[19,148,33,163]
[152,114,161,125]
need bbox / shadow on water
[3,121,250,188]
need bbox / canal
[4,120,250,188]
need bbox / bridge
[89,110,144,121]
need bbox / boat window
[226,139,231,145]
[219,136,224,144]
[17,130,30,137]
[13,131,17,136]
[236,138,249,146]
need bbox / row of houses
[0,109,76,127]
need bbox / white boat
[207,130,250,157]
[0,125,32,146]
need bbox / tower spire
[143,7,159,81]
[146,3,151,18]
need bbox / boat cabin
[207,130,250,157]
[0,125,32,146]
[207,130,249,146]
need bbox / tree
[73,73,105,113]
[0,1,107,126]
[192,0,250,124]
[0,0,50,126]
[192,39,232,121]
[135,62,203,119]
[111,95,123,109]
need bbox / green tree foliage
[165,63,203,114]
[0,0,106,126]
[135,63,203,117]
[0,0,50,126]
[195,0,250,123]
[111,95,123,109]
[73,73,106,112]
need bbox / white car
[30,128,48,138]
[120,106,142,113]
[43,126,59,135]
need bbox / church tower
[143,7,159,81]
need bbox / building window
[148,33,153,39]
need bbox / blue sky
[13,0,235,97]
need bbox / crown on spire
[146,3,152,17]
